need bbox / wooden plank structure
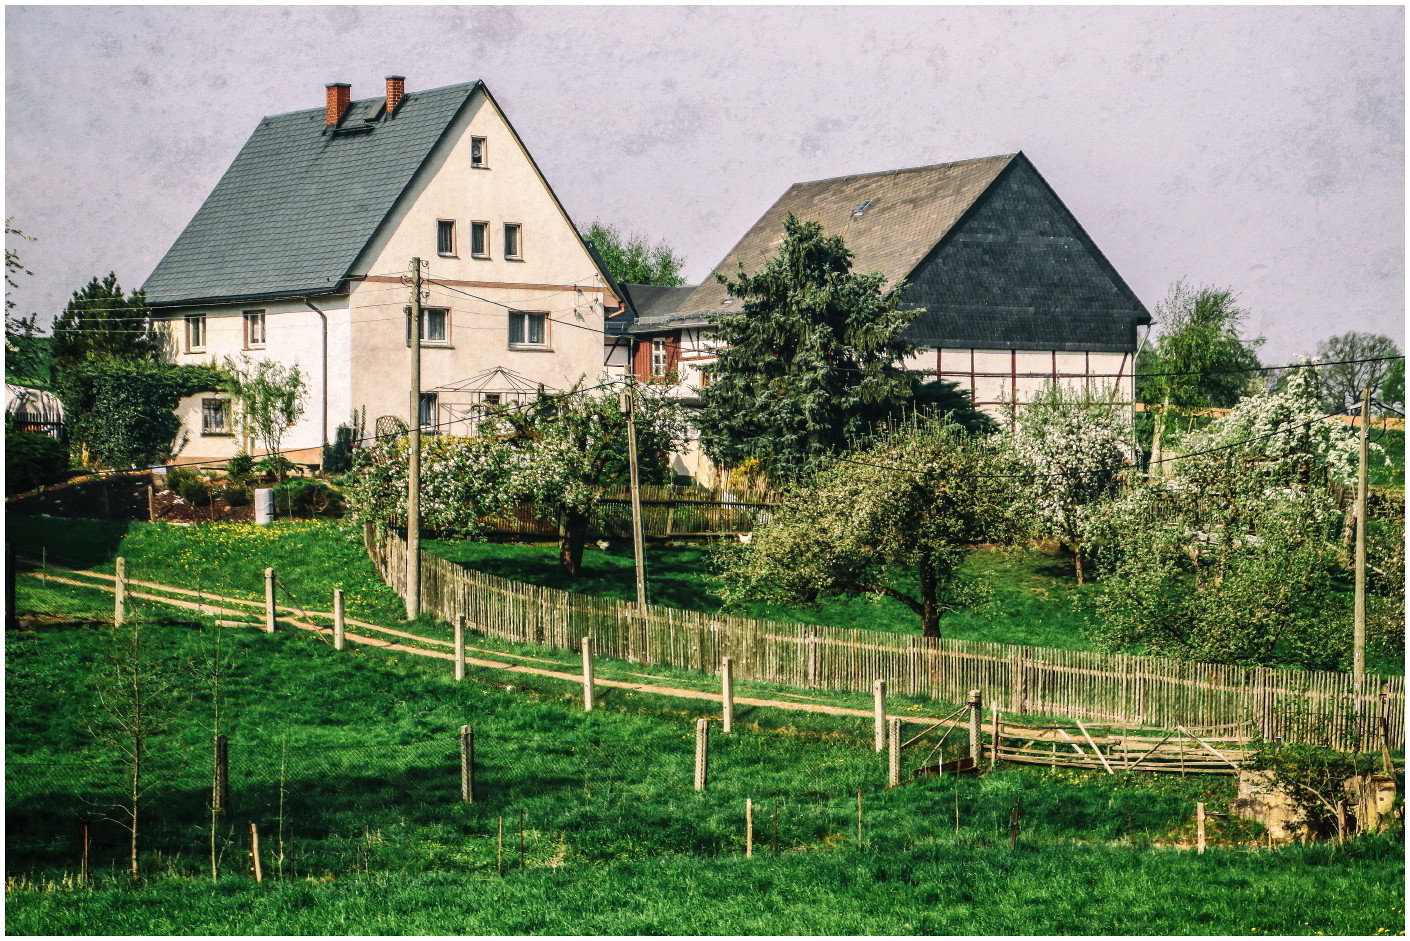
[371,526,1405,750]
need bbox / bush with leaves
[719,418,1024,638]
[166,466,210,506]
[1007,382,1131,583]
[55,358,225,469]
[321,423,358,474]
[1083,372,1367,669]
[224,452,256,487]
[344,431,522,537]
[5,427,69,495]
[272,478,344,518]
[1248,741,1385,840]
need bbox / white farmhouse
[143,77,626,464]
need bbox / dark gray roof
[142,82,481,306]
[657,152,1148,352]
[620,284,704,333]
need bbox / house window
[418,392,438,429]
[504,223,522,260]
[508,311,547,348]
[471,221,489,258]
[244,311,266,349]
[186,314,206,352]
[436,220,456,256]
[201,398,231,436]
[405,307,449,344]
[470,137,487,168]
[483,393,501,406]
[650,338,667,377]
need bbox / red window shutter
[632,340,651,380]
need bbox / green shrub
[167,466,210,506]
[5,429,69,495]
[255,454,297,479]
[218,482,252,507]
[321,424,357,474]
[272,478,343,517]
[225,452,256,486]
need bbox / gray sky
[5,5,1403,364]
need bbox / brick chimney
[325,83,351,126]
[385,75,405,114]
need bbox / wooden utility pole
[406,258,423,621]
[622,378,648,616]
[1353,385,1370,709]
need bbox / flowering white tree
[343,430,522,537]
[1008,382,1131,583]
[1081,370,1372,669]
[719,419,1024,638]
[498,382,685,575]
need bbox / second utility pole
[1353,385,1371,716]
[623,377,648,616]
[406,257,423,621]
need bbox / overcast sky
[5,4,1403,364]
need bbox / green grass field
[6,599,1404,936]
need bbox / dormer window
[471,137,488,168]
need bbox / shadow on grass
[6,516,132,570]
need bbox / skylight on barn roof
[851,199,873,219]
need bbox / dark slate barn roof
[142,82,481,307]
[649,152,1149,352]
[621,284,702,333]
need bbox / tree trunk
[557,510,588,577]
[1072,538,1084,586]
[1149,398,1169,477]
[917,555,941,639]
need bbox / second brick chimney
[325,83,351,126]
[385,75,405,115]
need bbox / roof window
[851,199,873,219]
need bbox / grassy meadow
[6,601,1404,936]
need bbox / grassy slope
[6,608,1403,936]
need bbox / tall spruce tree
[51,273,163,370]
[696,213,987,487]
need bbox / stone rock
[1343,774,1398,834]
[1230,770,1304,843]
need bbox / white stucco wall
[162,298,352,462]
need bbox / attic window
[471,137,488,168]
[851,199,873,219]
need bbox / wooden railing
[369,525,1404,749]
[480,484,779,539]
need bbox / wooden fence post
[581,637,595,712]
[213,733,229,816]
[454,615,466,682]
[887,717,902,787]
[333,589,345,651]
[990,703,1000,771]
[263,568,276,633]
[460,725,474,803]
[114,557,126,627]
[1195,802,1206,854]
[805,628,819,687]
[721,657,734,734]
[1009,649,1027,713]
[249,822,262,882]
[967,689,981,763]
[873,679,887,753]
[694,717,710,791]
[745,798,753,858]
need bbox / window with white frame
[508,311,547,348]
[436,220,456,256]
[419,392,438,429]
[471,136,487,168]
[650,338,667,377]
[471,221,489,258]
[244,310,266,349]
[201,398,231,436]
[186,314,207,352]
[504,223,522,260]
[405,307,449,345]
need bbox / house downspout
[302,298,330,454]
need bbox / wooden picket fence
[369,526,1404,750]
[479,484,779,539]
